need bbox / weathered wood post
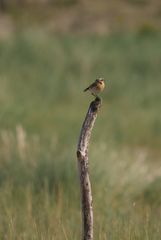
[77,97,102,240]
[0,0,6,11]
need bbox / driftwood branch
[77,97,102,240]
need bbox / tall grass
[0,31,161,239]
[0,128,161,239]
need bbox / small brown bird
[84,78,105,97]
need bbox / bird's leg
[95,96,101,101]
[91,93,97,97]
[92,93,100,101]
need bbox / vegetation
[0,31,161,239]
[1,0,161,35]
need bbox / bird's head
[96,78,105,85]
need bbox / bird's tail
[84,87,89,92]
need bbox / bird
[84,78,105,97]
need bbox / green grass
[0,30,161,239]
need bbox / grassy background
[0,30,161,239]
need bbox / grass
[0,30,161,239]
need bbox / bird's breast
[98,82,105,91]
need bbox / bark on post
[77,97,102,240]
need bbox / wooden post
[0,0,6,11]
[77,97,102,240]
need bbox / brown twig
[77,97,102,240]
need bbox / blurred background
[0,0,161,239]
